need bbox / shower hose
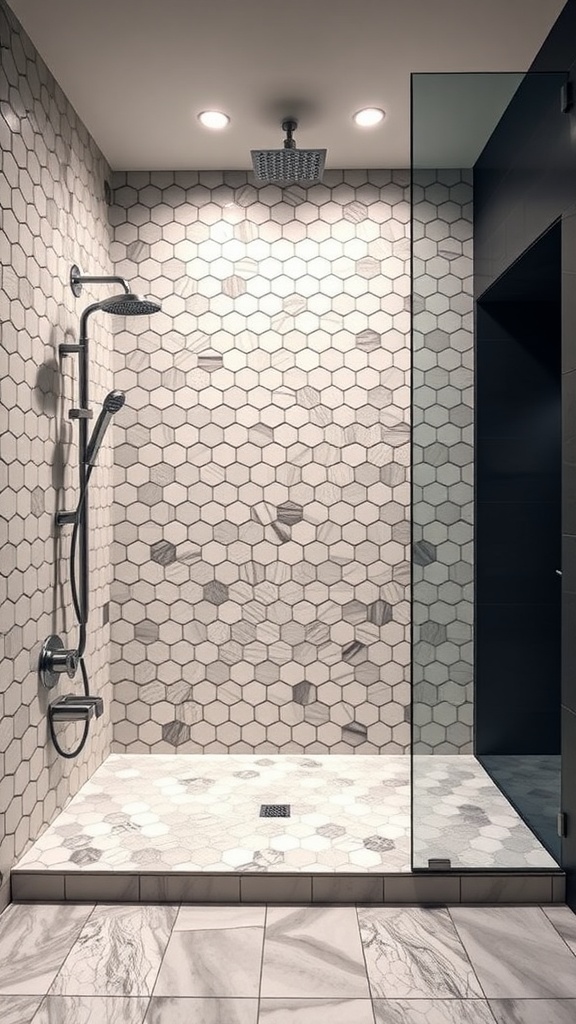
[48,466,94,759]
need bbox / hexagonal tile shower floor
[12,754,559,903]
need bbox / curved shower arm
[79,300,108,344]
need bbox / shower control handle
[39,635,79,689]
[49,695,104,723]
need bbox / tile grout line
[256,902,268,1018]
[540,904,576,960]
[29,993,48,1024]
[148,900,182,1000]
[446,905,499,1021]
[354,902,378,1023]
[42,901,98,1000]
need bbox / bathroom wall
[109,169,473,754]
[109,170,411,753]
[473,5,576,902]
[412,170,474,752]
[0,0,114,906]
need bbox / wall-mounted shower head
[98,293,162,317]
[251,119,326,186]
[70,265,162,321]
[85,390,126,467]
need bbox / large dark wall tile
[563,370,576,535]
[478,440,560,503]
[476,602,560,752]
[475,0,576,909]
[562,590,576,713]
[530,0,576,72]
[476,501,560,606]
[476,304,560,441]
[562,536,576,716]
[475,74,571,299]
[476,265,561,756]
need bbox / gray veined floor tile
[543,905,576,954]
[173,905,266,931]
[259,998,375,1023]
[153,905,265,998]
[0,995,43,1024]
[0,904,93,996]
[489,999,576,1024]
[373,999,497,1024]
[261,907,370,999]
[49,904,177,997]
[31,995,149,1024]
[450,907,576,998]
[358,907,483,1000]
[144,997,258,1024]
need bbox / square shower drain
[260,804,291,817]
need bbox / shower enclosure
[411,70,564,877]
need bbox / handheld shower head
[251,119,326,186]
[85,390,126,467]
[98,293,162,316]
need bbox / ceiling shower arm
[283,119,297,149]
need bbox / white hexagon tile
[107,169,472,755]
[412,170,474,753]
[15,753,554,874]
[0,0,114,899]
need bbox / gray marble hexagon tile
[15,753,554,874]
[108,168,449,757]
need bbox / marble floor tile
[489,999,576,1024]
[153,906,264,997]
[50,904,177,997]
[0,995,42,1024]
[450,907,576,998]
[259,998,376,1023]
[359,907,483,999]
[173,905,266,931]
[32,996,149,1023]
[0,904,93,996]
[261,906,370,999]
[543,905,576,954]
[373,1000,497,1023]
[14,753,555,878]
[144,997,258,1024]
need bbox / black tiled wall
[474,0,576,904]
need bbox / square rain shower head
[250,147,327,186]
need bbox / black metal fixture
[39,267,161,757]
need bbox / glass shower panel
[410,72,562,871]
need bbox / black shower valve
[49,646,79,678]
[39,634,79,689]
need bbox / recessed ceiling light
[198,110,230,130]
[353,107,386,127]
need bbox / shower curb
[10,868,565,905]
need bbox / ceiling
[7,0,567,171]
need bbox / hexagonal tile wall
[0,0,115,903]
[412,170,474,752]
[109,168,472,754]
